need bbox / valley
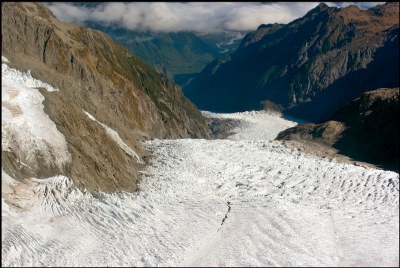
[2,89,399,265]
[2,2,399,267]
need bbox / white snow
[203,110,301,140]
[83,110,143,163]
[1,60,71,172]
[2,108,398,267]
[1,63,59,92]
[2,56,10,63]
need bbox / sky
[45,2,385,33]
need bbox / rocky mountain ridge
[277,88,399,171]
[186,2,399,122]
[1,2,210,192]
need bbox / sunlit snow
[1,61,71,172]
[202,110,300,140]
[84,110,143,163]
[1,57,399,267]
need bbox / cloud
[327,2,386,9]
[44,2,385,33]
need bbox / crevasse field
[2,57,399,267]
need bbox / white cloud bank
[45,2,385,33]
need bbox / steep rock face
[2,2,209,140]
[1,2,210,192]
[186,3,399,121]
[277,88,399,171]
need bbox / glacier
[1,57,399,267]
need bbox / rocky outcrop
[1,2,210,192]
[277,88,399,171]
[186,2,399,122]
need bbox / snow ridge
[83,110,143,163]
[2,61,71,172]
[1,63,59,92]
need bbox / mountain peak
[368,2,400,17]
[314,2,330,12]
[304,2,331,17]
[186,0,399,121]
[317,2,329,9]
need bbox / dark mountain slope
[186,3,399,122]
[277,88,399,171]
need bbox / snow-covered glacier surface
[1,59,71,172]
[2,58,399,266]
